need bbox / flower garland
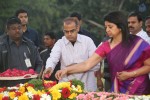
[0,79,150,100]
[0,79,84,100]
[76,92,150,100]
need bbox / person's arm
[68,53,102,73]
[131,58,150,77]
[42,40,61,79]
[95,65,104,91]
[117,58,150,81]
[55,53,103,80]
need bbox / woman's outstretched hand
[55,68,68,80]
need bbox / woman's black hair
[103,11,134,46]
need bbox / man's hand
[55,68,68,80]
[95,70,104,91]
[97,78,104,91]
[42,67,53,80]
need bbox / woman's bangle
[132,71,137,77]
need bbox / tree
[0,0,149,42]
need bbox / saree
[95,36,150,95]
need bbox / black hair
[104,11,131,45]
[15,8,28,17]
[45,32,56,39]
[70,12,82,21]
[128,11,143,22]
[6,16,21,29]
[145,16,150,21]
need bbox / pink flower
[28,69,36,75]
[84,93,94,100]
[76,94,86,100]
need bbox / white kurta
[136,29,150,44]
[46,34,100,91]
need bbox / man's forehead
[146,19,150,24]
[44,35,52,39]
[8,24,21,28]
[64,22,76,27]
[10,23,21,26]
[128,17,140,23]
[128,16,138,20]
[64,20,75,25]
[18,13,28,16]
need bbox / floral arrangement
[0,79,84,100]
[76,92,150,100]
[0,78,150,100]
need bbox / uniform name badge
[25,58,32,68]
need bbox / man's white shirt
[136,29,150,44]
[46,34,100,91]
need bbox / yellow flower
[51,89,61,100]
[19,86,25,93]
[37,90,43,96]
[18,93,29,100]
[77,85,82,93]
[50,82,71,91]
[44,80,53,83]
[0,93,4,100]
[69,93,77,99]
[9,92,15,99]
[27,86,37,94]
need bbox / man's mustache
[129,26,134,29]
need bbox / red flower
[28,69,36,74]
[26,83,34,88]
[43,81,57,89]
[61,87,71,98]
[2,96,9,100]
[0,87,6,92]
[46,91,51,95]
[33,95,40,100]
[15,91,22,96]
[69,80,72,87]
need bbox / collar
[23,26,30,33]
[24,29,28,33]
[8,36,27,45]
[64,34,82,45]
[136,29,144,35]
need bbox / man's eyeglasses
[63,29,76,34]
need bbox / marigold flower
[51,90,61,100]
[18,93,29,100]
[77,85,82,93]
[0,94,4,100]
[9,92,15,99]
[19,86,25,93]
[69,93,77,99]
